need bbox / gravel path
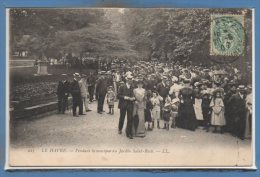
[10,101,252,167]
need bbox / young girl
[162,95,172,131]
[210,89,226,133]
[106,86,116,115]
[170,97,179,128]
[150,91,163,129]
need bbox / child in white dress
[210,90,226,133]
[151,91,163,129]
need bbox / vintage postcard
[6,8,255,169]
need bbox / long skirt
[177,102,198,131]
[194,98,203,120]
[133,107,145,137]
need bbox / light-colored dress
[194,98,204,120]
[210,98,226,126]
[133,88,146,137]
[151,96,162,121]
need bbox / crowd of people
[56,60,252,140]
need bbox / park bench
[11,97,72,119]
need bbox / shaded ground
[10,100,252,167]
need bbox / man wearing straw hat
[96,71,108,114]
[117,74,135,139]
[70,73,83,117]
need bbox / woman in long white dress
[132,79,146,137]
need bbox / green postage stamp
[210,14,245,56]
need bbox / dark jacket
[70,79,81,97]
[229,93,247,122]
[96,76,108,96]
[157,82,169,99]
[87,75,96,86]
[117,84,135,109]
[57,80,70,97]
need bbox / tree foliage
[10,9,135,59]
[10,8,252,68]
[121,8,252,65]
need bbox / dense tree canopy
[10,9,136,59]
[10,8,252,70]
[121,8,252,65]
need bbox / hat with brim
[213,88,224,95]
[125,75,133,80]
[162,76,168,80]
[203,69,210,72]
[73,73,81,77]
[100,71,106,75]
[194,81,203,87]
[237,85,246,91]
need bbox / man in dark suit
[117,75,135,139]
[157,76,170,101]
[87,71,96,102]
[70,73,84,117]
[96,71,108,114]
[157,76,170,127]
[57,74,70,114]
[229,85,247,140]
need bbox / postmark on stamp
[210,14,245,56]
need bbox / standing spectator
[96,71,108,114]
[132,79,146,137]
[106,86,116,115]
[117,75,135,139]
[145,90,153,131]
[114,70,122,94]
[151,91,163,129]
[70,73,83,117]
[201,91,212,132]
[224,81,237,133]
[57,74,70,114]
[177,79,198,131]
[210,89,225,133]
[157,76,170,102]
[229,85,247,140]
[162,95,172,131]
[87,71,96,102]
[79,74,91,113]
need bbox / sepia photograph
[6,8,254,168]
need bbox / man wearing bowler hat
[117,75,135,139]
[96,71,108,114]
[229,85,247,140]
